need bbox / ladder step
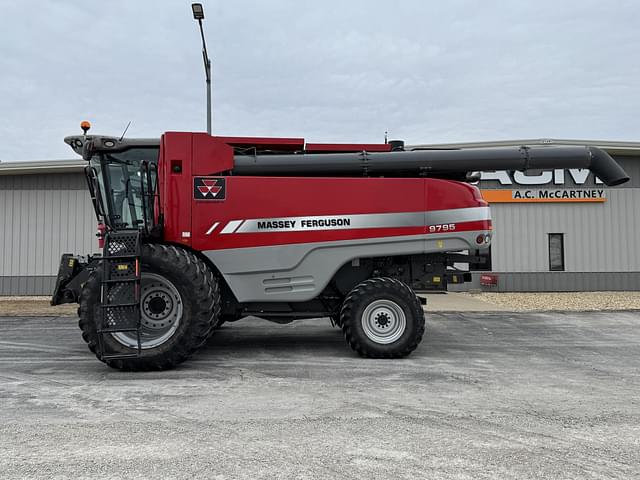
[103,254,140,260]
[103,278,139,284]
[101,302,140,308]
[99,229,143,361]
[98,327,140,334]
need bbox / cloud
[0,0,638,161]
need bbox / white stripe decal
[234,212,423,234]
[426,206,491,225]
[220,220,244,234]
[215,208,490,235]
[205,222,220,235]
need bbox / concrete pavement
[420,292,510,311]
[1,312,639,479]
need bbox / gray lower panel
[205,232,483,303]
[450,272,640,292]
[0,276,56,296]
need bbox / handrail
[139,161,161,237]
[84,166,107,222]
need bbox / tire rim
[112,272,183,349]
[361,299,407,344]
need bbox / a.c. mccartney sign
[479,168,606,203]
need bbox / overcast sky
[1,0,639,161]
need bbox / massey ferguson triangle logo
[198,180,222,196]
[194,177,226,200]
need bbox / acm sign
[480,169,603,186]
[479,168,606,203]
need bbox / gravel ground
[0,297,76,316]
[470,291,640,311]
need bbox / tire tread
[78,243,220,371]
[340,277,425,358]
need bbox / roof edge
[408,138,640,155]
[0,160,85,176]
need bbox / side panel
[159,133,193,247]
[192,177,427,250]
[191,177,491,302]
[204,230,486,302]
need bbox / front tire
[340,277,425,358]
[78,244,220,371]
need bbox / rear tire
[78,244,220,371]
[340,277,425,358]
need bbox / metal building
[0,161,95,295]
[412,139,640,291]
[1,138,639,295]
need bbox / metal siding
[490,272,640,292]
[0,172,97,295]
[460,272,640,292]
[0,276,56,295]
[0,190,7,284]
[0,173,86,190]
[491,188,640,273]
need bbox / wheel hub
[361,299,407,344]
[142,284,178,330]
[112,272,183,349]
[375,312,390,327]
[148,296,168,315]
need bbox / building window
[548,233,565,271]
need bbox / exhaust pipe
[232,145,630,186]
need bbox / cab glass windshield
[88,148,159,230]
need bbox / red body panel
[305,143,391,153]
[159,133,489,251]
[426,178,488,210]
[158,132,193,247]
[192,177,426,250]
[218,136,304,151]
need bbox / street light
[192,3,211,134]
[191,3,204,19]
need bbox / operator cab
[65,129,161,235]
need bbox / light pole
[191,3,212,135]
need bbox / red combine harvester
[50,7,630,371]
[51,131,629,370]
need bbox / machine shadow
[198,316,462,360]
[201,319,349,356]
